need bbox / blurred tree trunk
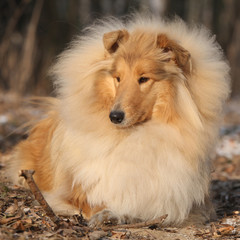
[217,0,240,97]
[0,0,28,91]
[143,0,167,16]
[79,0,91,25]
[17,0,43,93]
[186,0,213,28]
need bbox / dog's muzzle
[109,110,125,124]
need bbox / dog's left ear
[157,34,192,75]
[103,29,129,54]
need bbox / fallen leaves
[210,223,236,238]
[4,199,18,217]
[0,92,240,239]
[194,213,240,239]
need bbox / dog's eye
[116,77,120,82]
[162,47,171,53]
[138,77,149,84]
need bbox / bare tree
[17,0,43,93]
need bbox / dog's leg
[181,196,216,227]
[88,209,141,228]
[43,191,80,216]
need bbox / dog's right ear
[156,34,192,75]
[103,29,129,54]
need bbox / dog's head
[102,29,192,128]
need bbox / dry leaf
[218,225,234,235]
[4,200,18,216]
[12,220,25,231]
[0,215,21,225]
[111,231,127,239]
[88,230,108,240]
[22,218,32,225]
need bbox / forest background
[0,0,239,97]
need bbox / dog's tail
[2,97,59,187]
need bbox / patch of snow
[221,217,237,226]
[216,129,240,158]
[0,115,8,125]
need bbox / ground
[0,92,239,240]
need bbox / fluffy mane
[52,15,230,129]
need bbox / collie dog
[7,16,230,227]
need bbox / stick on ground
[102,214,168,231]
[19,169,61,226]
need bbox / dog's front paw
[88,210,121,228]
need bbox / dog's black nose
[109,111,125,124]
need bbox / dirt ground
[0,92,239,240]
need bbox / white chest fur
[56,121,208,224]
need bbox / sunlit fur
[7,15,230,225]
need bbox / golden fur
[6,15,230,226]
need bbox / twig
[210,223,219,237]
[101,214,168,231]
[19,169,61,226]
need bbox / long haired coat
[7,15,230,226]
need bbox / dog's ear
[103,29,129,54]
[157,34,192,75]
